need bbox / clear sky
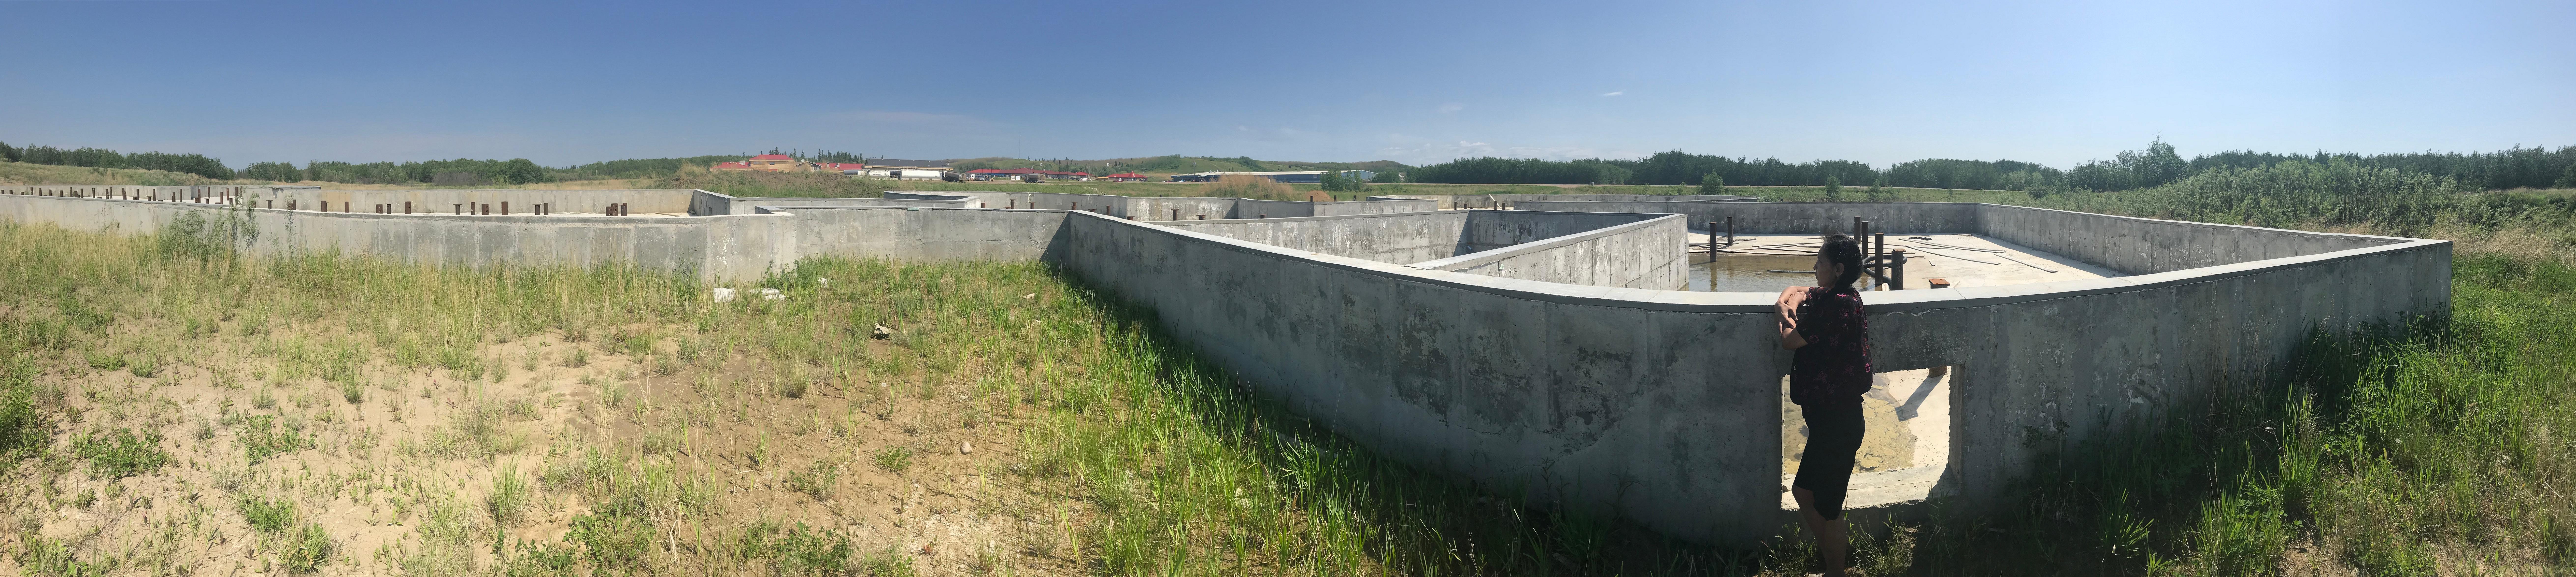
[1,0,2568,169]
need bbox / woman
[1774,233,1871,576]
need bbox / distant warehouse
[1169,170,1374,184]
[853,158,954,180]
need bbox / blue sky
[1,0,2568,169]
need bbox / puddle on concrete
[1688,254,1822,293]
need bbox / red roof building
[1104,172,1148,182]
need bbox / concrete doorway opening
[1780,366,1956,511]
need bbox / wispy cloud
[1600,91,1624,97]
[1435,103,1465,114]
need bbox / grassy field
[6,164,2576,575]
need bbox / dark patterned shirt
[1789,286,1870,409]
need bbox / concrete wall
[1518,199,1983,235]
[278,189,702,215]
[1414,214,1690,289]
[1159,211,1473,264]
[728,197,974,214]
[0,194,797,282]
[1374,193,1760,209]
[1974,204,2402,275]
[1518,200,2408,275]
[0,191,2452,548]
[3,184,314,202]
[1047,207,2448,545]
[887,190,1437,221]
[768,206,1068,263]
[1459,210,1674,252]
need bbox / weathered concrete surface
[1374,193,1760,209]
[1413,214,1690,289]
[0,194,799,281]
[886,190,1439,220]
[1045,205,2448,545]
[729,196,974,214]
[1157,210,1682,288]
[1522,199,1983,235]
[1159,211,1472,264]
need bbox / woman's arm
[1776,287,1810,349]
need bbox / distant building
[1103,172,1149,182]
[965,168,1094,182]
[715,154,811,173]
[859,158,954,180]
[1168,170,1374,184]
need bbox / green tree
[1698,173,1725,195]
[244,161,302,182]
[2556,163,2576,189]
[0,141,16,162]
[498,159,548,185]
[1823,175,1844,201]
[1372,170,1400,184]
[1317,169,1345,192]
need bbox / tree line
[1404,141,2576,193]
[0,142,237,180]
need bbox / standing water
[1689,254,1822,292]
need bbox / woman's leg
[1794,403,1865,575]
[1793,486,1848,575]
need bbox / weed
[128,353,160,377]
[340,381,364,404]
[238,495,297,534]
[71,428,169,478]
[237,414,312,465]
[783,460,839,501]
[504,540,581,577]
[85,348,124,370]
[487,468,530,526]
[280,522,334,574]
[870,446,913,474]
[251,388,276,410]
[856,547,918,577]
[734,521,854,576]
[779,375,809,399]
[565,502,655,570]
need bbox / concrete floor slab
[1686,232,2119,292]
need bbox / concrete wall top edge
[1408,214,1684,269]
[1089,207,2448,314]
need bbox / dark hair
[1819,233,1864,288]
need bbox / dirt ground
[2,312,1097,575]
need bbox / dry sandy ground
[2,314,1099,575]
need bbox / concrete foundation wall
[256,189,702,215]
[1974,204,2403,275]
[1415,214,1690,289]
[3,184,316,202]
[1519,200,1983,235]
[1459,210,1674,252]
[0,194,796,282]
[1160,211,1473,264]
[885,190,1436,221]
[770,207,1068,264]
[0,191,2452,548]
[732,197,975,213]
[1053,208,2448,544]
[1375,193,1760,209]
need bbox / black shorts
[1793,402,1865,520]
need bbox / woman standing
[1774,233,1871,576]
